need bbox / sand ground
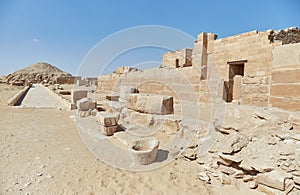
[0,84,262,194]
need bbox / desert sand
[0,84,267,194]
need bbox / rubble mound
[269,27,300,45]
[5,62,72,85]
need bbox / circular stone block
[129,137,159,165]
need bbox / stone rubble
[77,81,300,194]
[192,107,300,194]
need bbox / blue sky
[0,0,299,76]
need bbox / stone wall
[211,30,282,107]
[270,43,300,111]
[162,48,192,68]
[98,66,216,121]
[98,28,300,112]
[98,67,212,104]
[56,76,80,84]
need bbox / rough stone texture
[162,48,192,68]
[96,112,119,127]
[129,111,153,126]
[5,62,72,85]
[114,66,139,74]
[100,125,118,136]
[72,90,89,104]
[106,94,120,101]
[7,85,32,106]
[77,98,96,111]
[269,27,300,45]
[232,75,242,101]
[270,42,300,111]
[257,169,290,191]
[119,86,138,102]
[127,94,173,115]
[220,132,249,154]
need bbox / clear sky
[0,0,299,76]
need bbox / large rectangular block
[106,94,119,101]
[270,97,300,112]
[127,94,173,115]
[72,90,89,104]
[273,43,300,67]
[77,98,96,111]
[270,84,300,98]
[119,86,138,102]
[96,112,119,127]
[99,125,118,136]
[271,69,300,84]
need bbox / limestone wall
[211,30,282,107]
[98,66,215,121]
[98,28,300,113]
[270,43,300,111]
[56,76,80,84]
[98,66,212,104]
[162,48,192,68]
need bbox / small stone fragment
[220,133,249,154]
[199,172,210,183]
[233,170,245,179]
[249,180,258,189]
[221,174,231,185]
[243,175,254,182]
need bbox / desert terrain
[0,83,271,194]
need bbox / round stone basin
[129,137,159,165]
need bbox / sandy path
[20,84,64,108]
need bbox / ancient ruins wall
[98,66,214,121]
[98,66,212,104]
[270,43,300,111]
[56,76,79,84]
[98,29,300,113]
[212,30,282,107]
[162,48,192,68]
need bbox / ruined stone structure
[97,27,300,112]
[56,76,80,85]
[162,48,192,68]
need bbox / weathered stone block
[220,133,249,154]
[129,111,153,126]
[96,112,119,127]
[106,94,120,101]
[77,98,96,111]
[270,84,300,98]
[242,77,262,84]
[127,94,173,115]
[100,125,118,136]
[119,86,138,102]
[72,90,89,104]
[257,169,290,191]
[271,69,300,84]
[270,97,300,112]
[71,103,77,110]
[233,75,242,101]
[273,43,300,67]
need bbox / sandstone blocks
[96,112,119,136]
[77,98,96,111]
[127,94,173,115]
